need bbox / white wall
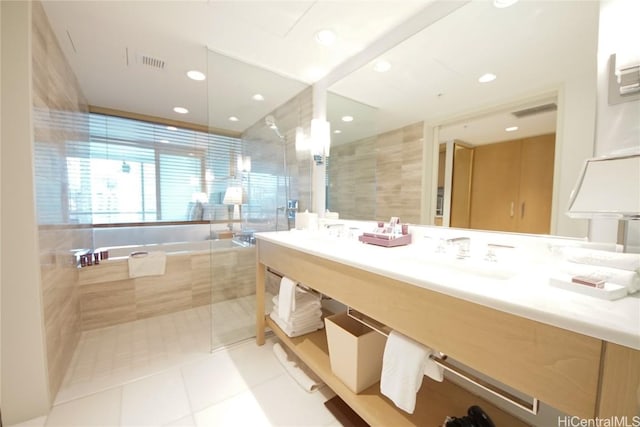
[552,72,597,239]
[589,0,640,248]
[1,1,51,424]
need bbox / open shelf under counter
[265,315,530,427]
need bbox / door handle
[510,202,514,218]
[521,202,525,219]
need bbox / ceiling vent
[511,103,557,118]
[132,51,166,71]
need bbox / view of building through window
[34,112,289,227]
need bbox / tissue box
[325,312,387,393]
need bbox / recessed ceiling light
[166,126,177,131]
[173,107,189,114]
[493,0,519,8]
[373,60,391,73]
[334,130,342,134]
[186,70,206,81]
[478,73,497,83]
[314,29,336,46]
[252,94,264,101]
[229,116,239,122]
[159,139,170,144]
[341,116,354,122]
[505,126,519,132]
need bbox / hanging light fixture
[296,119,331,165]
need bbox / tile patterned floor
[12,294,340,427]
[55,294,271,405]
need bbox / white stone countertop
[256,228,640,350]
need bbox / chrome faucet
[324,223,345,237]
[447,237,471,259]
[484,243,514,262]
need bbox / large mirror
[326,0,599,237]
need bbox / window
[34,113,242,225]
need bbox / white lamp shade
[567,153,640,219]
[223,186,243,205]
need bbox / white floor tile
[45,387,121,427]
[162,414,196,427]
[194,374,337,427]
[181,338,284,412]
[193,390,272,427]
[248,375,338,427]
[120,369,191,427]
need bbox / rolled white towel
[560,247,640,272]
[558,262,640,293]
[272,342,323,393]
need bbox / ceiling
[40,0,430,133]
[40,1,598,143]
[327,0,598,146]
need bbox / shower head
[265,115,277,130]
[265,115,284,139]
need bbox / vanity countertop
[256,230,640,350]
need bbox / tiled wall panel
[32,0,91,399]
[329,121,424,223]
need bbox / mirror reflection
[326,0,599,236]
[438,96,557,234]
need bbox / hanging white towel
[380,331,430,414]
[278,277,297,321]
[423,354,444,382]
[128,251,166,278]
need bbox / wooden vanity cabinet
[469,134,555,234]
[255,239,640,425]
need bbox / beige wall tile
[329,122,423,223]
[32,0,91,399]
[79,280,136,330]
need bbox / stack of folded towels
[270,276,324,337]
[557,247,640,294]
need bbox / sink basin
[395,254,521,280]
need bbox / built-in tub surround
[256,224,640,421]
[77,239,255,330]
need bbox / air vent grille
[142,55,165,69]
[511,103,557,118]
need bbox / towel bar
[346,307,539,415]
[268,267,325,299]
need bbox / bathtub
[77,238,256,331]
[95,238,251,259]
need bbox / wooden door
[516,134,555,233]
[469,140,521,231]
[450,144,474,228]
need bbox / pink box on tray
[358,232,412,247]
